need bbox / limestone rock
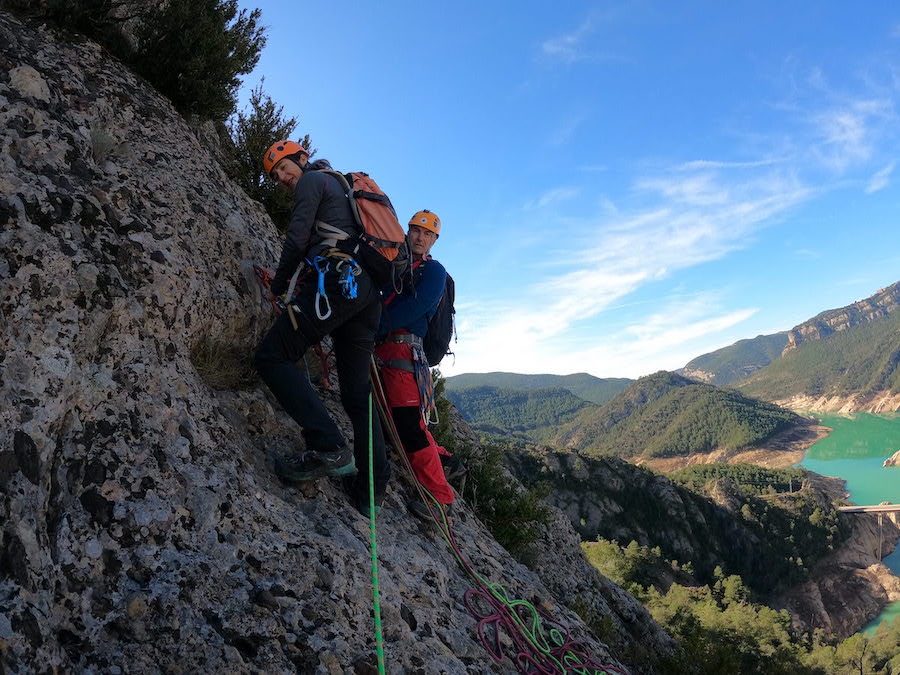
[0,10,646,673]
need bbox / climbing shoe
[275,446,356,483]
[408,499,452,523]
[353,492,385,519]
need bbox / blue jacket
[378,258,447,339]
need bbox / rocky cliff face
[508,447,900,638]
[505,447,797,596]
[783,281,900,354]
[775,512,900,639]
[0,11,667,673]
[774,391,900,415]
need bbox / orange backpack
[316,170,411,291]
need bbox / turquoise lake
[799,413,900,633]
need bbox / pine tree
[227,81,312,231]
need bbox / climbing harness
[369,360,626,674]
[375,333,439,425]
[250,264,335,389]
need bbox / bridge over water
[838,504,900,514]
[837,504,900,558]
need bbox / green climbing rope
[368,393,386,674]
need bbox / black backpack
[418,264,455,366]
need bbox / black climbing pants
[254,263,391,496]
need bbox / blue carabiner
[311,256,332,320]
[337,258,360,300]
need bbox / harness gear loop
[311,256,332,320]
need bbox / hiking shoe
[441,454,467,483]
[275,446,356,482]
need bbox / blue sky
[237,1,900,378]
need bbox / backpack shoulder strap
[313,169,364,239]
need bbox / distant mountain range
[678,332,788,386]
[445,372,631,404]
[445,371,800,460]
[739,308,900,408]
[678,280,900,393]
[445,279,900,452]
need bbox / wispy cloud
[446,51,900,379]
[450,290,759,377]
[448,163,812,377]
[865,162,895,193]
[809,98,893,172]
[548,111,589,147]
[541,18,596,64]
[524,186,581,210]
[677,158,788,171]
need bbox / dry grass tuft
[190,316,261,390]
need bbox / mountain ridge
[677,281,900,403]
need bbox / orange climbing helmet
[408,209,441,237]
[262,140,309,177]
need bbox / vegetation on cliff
[8,0,266,121]
[509,449,849,598]
[671,464,849,582]
[584,538,900,674]
[433,377,551,560]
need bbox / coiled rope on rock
[369,360,626,675]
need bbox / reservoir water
[799,413,900,633]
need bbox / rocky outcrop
[783,281,900,354]
[884,450,900,467]
[504,446,835,600]
[0,11,651,673]
[776,512,900,638]
[776,391,900,414]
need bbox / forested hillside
[739,309,900,402]
[443,385,591,438]
[678,332,788,385]
[444,372,631,404]
[549,371,801,459]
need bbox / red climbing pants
[375,341,455,505]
